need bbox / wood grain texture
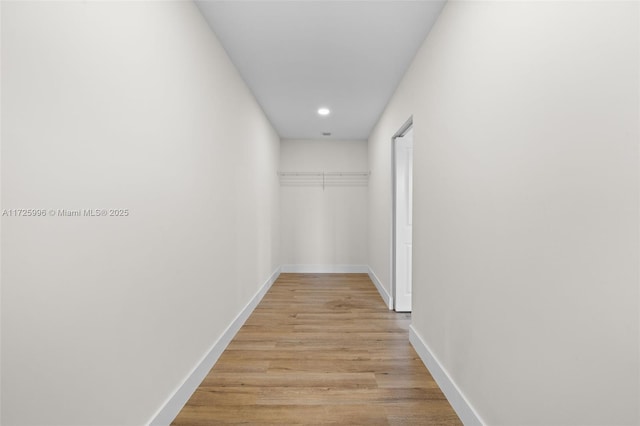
[173,273,461,425]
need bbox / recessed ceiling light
[317,107,330,116]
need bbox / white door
[395,127,413,312]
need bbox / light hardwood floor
[172,273,461,425]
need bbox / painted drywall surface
[369,1,639,424]
[1,2,279,425]
[367,124,393,298]
[280,140,367,267]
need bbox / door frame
[391,116,414,311]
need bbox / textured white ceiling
[196,1,446,140]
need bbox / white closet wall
[280,139,368,272]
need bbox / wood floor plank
[174,404,390,425]
[172,273,461,425]
[201,372,379,389]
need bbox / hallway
[172,274,461,425]
[3,1,638,424]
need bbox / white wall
[1,2,280,425]
[369,1,639,425]
[280,139,368,271]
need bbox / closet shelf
[278,171,370,189]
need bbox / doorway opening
[392,117,413,312]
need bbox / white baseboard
[148,266,281,426]
[280,264,369,273]
[409,325,485,426]
[367,266,393,310]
